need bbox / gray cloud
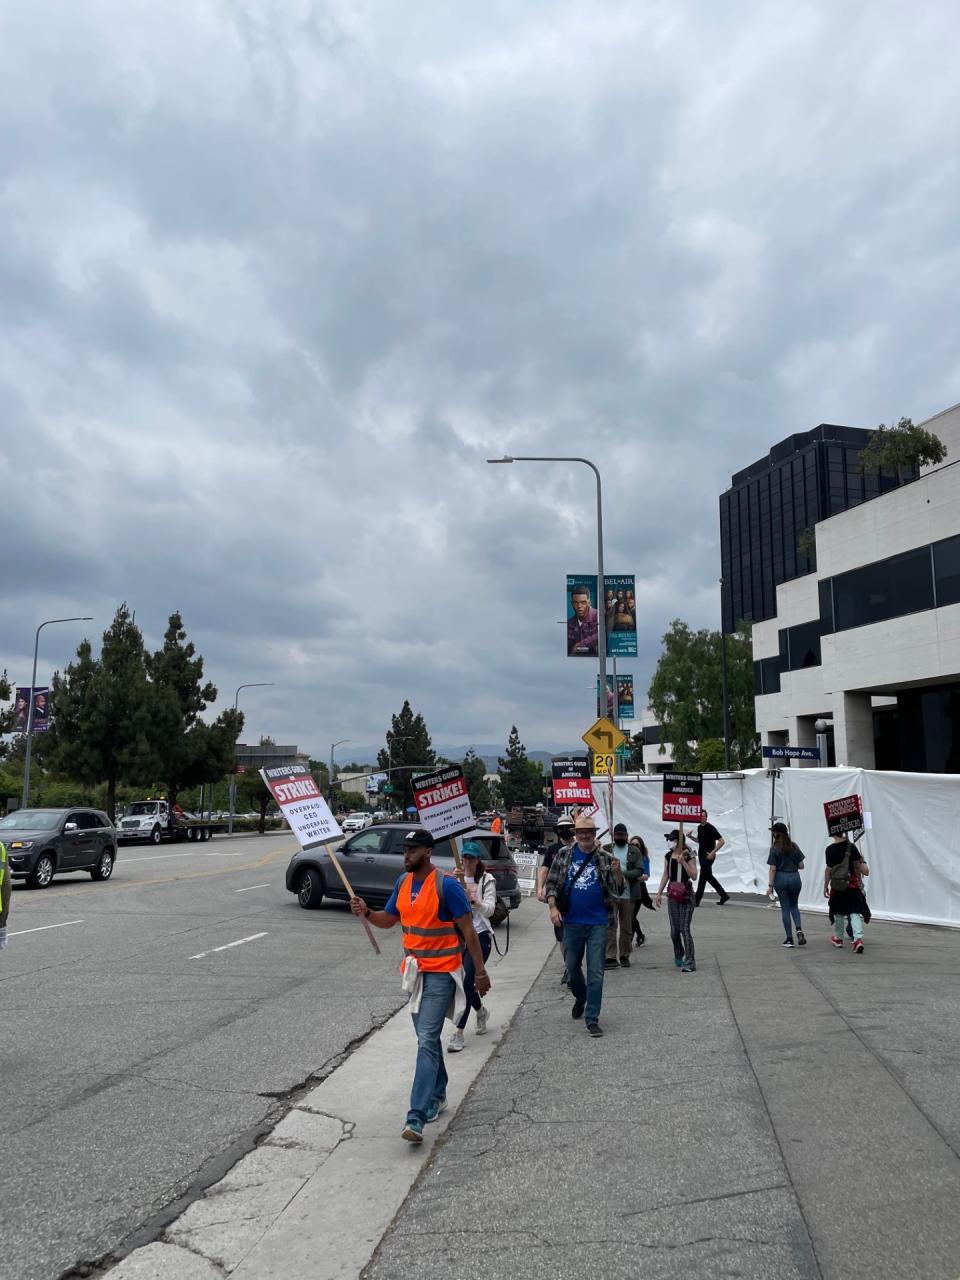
[1,0,959,754]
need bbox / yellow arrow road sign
[582,715,627,755]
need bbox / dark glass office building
[719,424,912,634]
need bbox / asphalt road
[2,832,409,1280]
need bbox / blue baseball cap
[461,840,484,858]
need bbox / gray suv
[0,808,118,888]
[285,824,521,913]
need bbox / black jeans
[457,930,493,1029]
[695,854,728,905]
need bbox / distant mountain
[327,744,586,772]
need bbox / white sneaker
[475,1005,489,1035]
[447,1030,465,1052]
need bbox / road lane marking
[10,919,84,937]
[234,883,270,893]
[24,845,292,900]
[189,932,268,960]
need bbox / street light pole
[228,682,275,835]
[21,616,93,809]
[330,738,350,814]
[488,455,606,718]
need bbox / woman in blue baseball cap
[448,841,496,1052]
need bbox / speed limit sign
[591,752,616,775]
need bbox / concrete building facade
[747,404,960,770]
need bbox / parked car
[0,808,118,888]
[341,812,373,833]
[285,824,521,914]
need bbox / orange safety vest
[491,817,502,834]
[397,871,462,974]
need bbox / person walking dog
[766,821,805,947]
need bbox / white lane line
[10,919,84,937]
[120,851,196,863]
[234,883,270,893]
[189,931,268,960]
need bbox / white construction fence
[589,767,960,929]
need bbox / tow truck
[116,799,224,845]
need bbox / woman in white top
[448,841,496,1052]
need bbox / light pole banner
[603,575,637,657]
[15,687,50,733]
[260,762,343,849]
[566,574,599,656]
[596,674,635,720]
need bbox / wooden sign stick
[325,844,381,955]
[449,835,470,894]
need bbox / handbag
[667,854,690,903]
[554,852,595,917]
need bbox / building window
[819,579,834,634]
[786,620,822,669]
[832,545,935,632]
[754,656,783,695]
[642,725,662,746]
[934,534,960,608]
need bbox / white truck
[117,799,222,845]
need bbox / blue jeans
[774,871,802,937]
[563,922,607,1023]
[408,971,454,1126]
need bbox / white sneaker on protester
[447,1030,465,1052]
[475,1005,489,1035]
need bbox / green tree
[695,738,726,772]
[622,731,646,773]
[648,619,759,771]
[47,606,156,817]
[235,738,279,833]
[461,748,492,812]
[497,727,544,808]
[376,700,436,811]
[146,612,242,807]
[859,416,947,483]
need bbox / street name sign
[551,756,594,805]
[582,715,627,755]
[662,772,703,823]
[412,765,476,840]
[762,745,822,761]
[260,762,342,850]
[823,794,863,837]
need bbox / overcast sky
[2,0,959,757]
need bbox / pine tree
[461,748,492,812]
[376,700,436,811]
[497,727,544,808]
[47,607,156,817]
[146,612,242,806]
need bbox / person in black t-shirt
[824,834,870,953]
[694,809,730,905]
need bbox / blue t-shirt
[563,847,607,926]
[384,871,471,920]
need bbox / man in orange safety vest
[351,828,491,1144]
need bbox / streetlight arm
[487,454,606,717]
[21,615,93,808]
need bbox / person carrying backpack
[824,832,870,954]
[766,822,805,948]
[448,841,495,1053]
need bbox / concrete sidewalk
[104,906,554,1280]
[367,902,960,1280]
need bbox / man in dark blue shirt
[543,814,624,1037]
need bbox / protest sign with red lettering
[412,765,475,840]
[260,762,342,849]
[551,756,594,805]
[823,794,863,837]
[662,772,703,823]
